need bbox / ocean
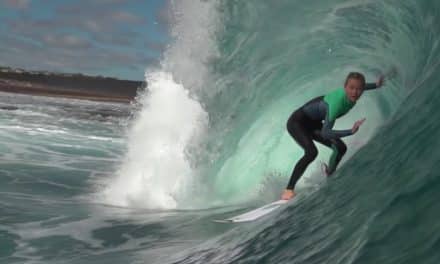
[1,0,440,263]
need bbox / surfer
[281,72,385,200]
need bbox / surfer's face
[344,78,364,102]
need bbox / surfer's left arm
[320,112,353,140]
[364,75,385,90]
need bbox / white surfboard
[213,199,289,223]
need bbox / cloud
[5,8,146,45]
[56,4,146,29]
[1,34,158,78]
[0,0,168,79]
[91,0,128,4]
[145,39,166,53]
[111,11,143,23]
[48,6,147,41]
[93,30,139,46]
[42,34,93,49]
[3,0,31,9]
[155,0,173,30]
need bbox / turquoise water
[1,0,440,263]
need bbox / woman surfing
[282,72,386,200]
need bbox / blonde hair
[344,72,366,87]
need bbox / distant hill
[0,66,145,103]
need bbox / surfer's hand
[352,118,366,134]
[376,75,385,87]
[281,189,295,200]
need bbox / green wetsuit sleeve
[364,82,378,90]
[320,103,353,140]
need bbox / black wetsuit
[286,83,378,190]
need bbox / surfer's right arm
[364,75,385,90]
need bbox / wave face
[104,0,440,262]
[164,0,440,263]
[107,0,439,209]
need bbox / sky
[0,0,170,80]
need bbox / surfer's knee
[339,143,347,156]
[304,147,318,162]
[334,141,347,156]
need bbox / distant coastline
[0,66,145,103]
